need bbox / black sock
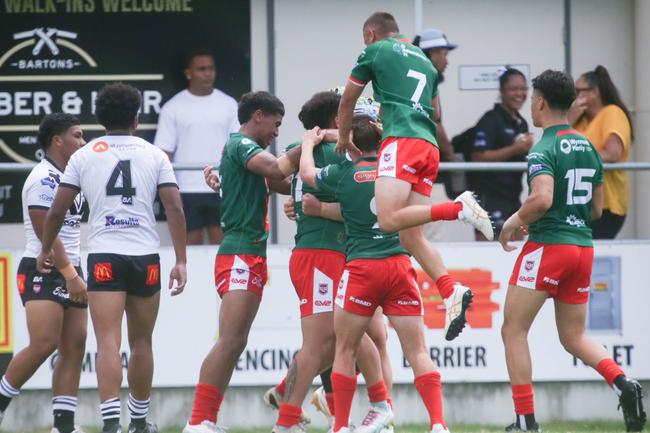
[130,418,146,428]
[103,419,120,430]
[320,368,333,394]
[613,374,628,392]
[0,394,12,412]
[517,413,537,430]
[53,410,75,433]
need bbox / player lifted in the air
[184,92,301,433]
[301,115,451,433]
[335,12,493,341]
[38,83,188,433]
[498,70,646,433]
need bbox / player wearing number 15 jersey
[336,11,493,341]
[498,70,645,433]
[38,83,188,433]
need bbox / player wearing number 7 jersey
[38,83,188,433]
[498,70,645,433]
[336,12,493,341]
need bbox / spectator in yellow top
[569,65,633,239]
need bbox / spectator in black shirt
[469,68,533,240]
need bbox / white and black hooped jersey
[60,135,178,255]
[22,157,84,266]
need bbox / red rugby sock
[276,377,287,396]
[189,383,224,425]
[277,403,302,427]
[367,380,389,403]
[415,371,446,429]
[332,372,356,431]
[511,383,535,415]
[436,275,456,299]
[596,358,625,386]
[430,202,462,221]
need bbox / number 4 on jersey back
[106,160,136,205]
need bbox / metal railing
[1,161,650,173]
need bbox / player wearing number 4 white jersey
[38,83,188,433]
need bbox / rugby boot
[455,191,494,240]
[443,284,474,341]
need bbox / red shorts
[289,249,346,318]
[508,241,593,304]
[335,255,423,317]
[214,254,268,301]
[376,137,439,197]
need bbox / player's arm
[435,122,456,161]
[37,186,78,272]
[247,146,301,181]
[299,127,326,189]
[336,82,364,154]
[30,207,87,304]
[302,193,343,222]
[591,184,604,220]
[159,185,187,296]
[432,95,442,123]
[267,177,292,195]
[499,174,554,251]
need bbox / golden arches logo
[0,28,97,69]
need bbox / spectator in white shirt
[155,48,239,244]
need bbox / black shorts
[181,192,221,232]
[87,253,161,297]
[477,193,520,235]
[16,257,87,309]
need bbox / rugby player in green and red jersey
[499,70,645,433]
[302,116,451,433]
[184,92,302,433]
[335,11,493,341]
[264,92,393,433]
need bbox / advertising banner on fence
[1,242,648,389]
[0,1,250,221]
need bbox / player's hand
[322,129,339,143]
[513,133,534,154]
[169,262,187,296]
[36,249,55,273]
[301,193,322,217]
[499,213,524,252]
[66,275,88,305]
[283,197,297,221]
[335,130,360,155]
[302,127,326,148]
[203,166,221,192]
[370,120,383,136]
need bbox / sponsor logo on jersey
[422,178,433,187]
[62,217,81,228]
[252,276,263,288]
[145,264,160,286]
[543,276,559,286]
[230,278,247,285]
[402,164,416,174]
[300,298,308,305]
[94,262,113,282]
[565,214,586,228]
[17,274,26,294]
[577,286,590,293]
[397,299,420,306]
[32,275,43,283]
[353,170,376,183]
[349,296,371,307]
[529,163,545,175]
[559,137,591,154]
[518,276,535,283]
[39,193,54,203]
[40,177,56,189]
[53,286,68,299]
[104,215,140,228]
[93,141,109,153]
[525,260,535,271]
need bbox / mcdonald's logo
[16,274,26,294]
[94,262,113,282]
[146,264,160,286]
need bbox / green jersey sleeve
[527,149,555,180]
[350,43,380,85]
[315,163,344,197]
[235,137,264,167]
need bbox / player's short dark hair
[298,91,341,130]
[363,12,399,35]
[499,67,526,90]
[237,91,285,124]
[37,113,80,150]
[352,115,381,153]
[532,70,576,111]
[184,48,215,69]
[95,83,141,130]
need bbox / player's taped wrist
[60,263,78,281]
[277,155,296,177]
